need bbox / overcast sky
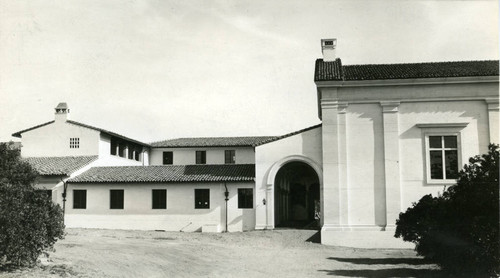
[0,0,498,143]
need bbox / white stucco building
[11,40,499,248]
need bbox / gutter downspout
[224,183,229,233]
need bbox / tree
[0,142,65,267]
[395,144,499,276]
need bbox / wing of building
[11,39,499,248]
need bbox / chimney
[321,38,337,62]
[54,102,70,122]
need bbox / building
[12,40,499,248]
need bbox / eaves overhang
[315,75,499,88]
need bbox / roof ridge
[254,124,322,147]
[343,59,500,67]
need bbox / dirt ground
[0,228,444,278]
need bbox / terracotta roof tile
[315,59,499,81]
[69,164,255,183]
[24,156,98,176]
[150,137,276,148]
[254,124,322,146]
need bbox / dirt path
[1,228,443,277]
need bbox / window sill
[426,179,457,185]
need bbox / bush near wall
[0,142,65,267]
[395,144,499,277]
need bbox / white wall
[398,100,490,209]
[149,147,255,165]
[21,121,100,157]
[64,182,255,232]
[254,126,322,229]
[346,104,385,226]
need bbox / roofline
[151,144,265,149]
[68,179,255,184]
[67,120,150,147]
[149,137,276,148]
[254,124,322,147]
[315,75,499,88]
[12,121,55,138]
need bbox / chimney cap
[55,102,68,109]
[321,38,337,48]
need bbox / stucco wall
[64,182,255,232]
[254,126,323,229]
[98,134,148,166]
[398,100,490,209]
[21,121,100,157]
[346,104,385,226]
[149,147,255,165]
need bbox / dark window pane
[110,190,124,209]
[134,148,141,161]
[152,189,167,209]
[445,150,458,179]
[430,150,443,179]
[195,189,209,209]
[128,144,134,159]
[73,190,87,209]
[111,138,117,155]
[444,136,457,148]
[238,188,253,209]
[429,136,442,148]
[225,150,235,164]
[196,151,206,164]
[163,152,173,165]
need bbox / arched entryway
[274,161,320,229]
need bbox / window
[196,151,206,164]
[70,138,79,148]
[134,147,141,161]
[195,189,210,209]
[152,189,167,209]
[238,188,253,209]
[225,150,235,164]
[111,138,118,155]
[110,190,124,209]
[73,190,86,209]
[427,135,459,181]
[163,152,173,165]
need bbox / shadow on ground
[327,257,431,265]
[320,257,448,277]
[318,268,447,277]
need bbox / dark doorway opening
[274,161,320,229]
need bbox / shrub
[395,144,499,276]
[0,142,65,267]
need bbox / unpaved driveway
[1,228,443,277]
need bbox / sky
[0,0,498,143]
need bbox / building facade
[12,40,499,248]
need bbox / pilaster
[485,98,499,144]
[380,101,401,229]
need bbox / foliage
[0,142,65,267]
[395,144,499,276]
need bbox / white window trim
[424,132,462,185]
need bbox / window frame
[424,132,462,185]
[110,189,124,209]
[163,151,173,165]
[194,189,210,209]
[225,150,236,164]
[73,189,87,209]
[152,189,167,209]
[237,188,253,209]
[195,151,206,165]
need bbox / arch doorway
[274,161,320,229]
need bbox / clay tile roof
[150,137,276,148]
[315,59,499,81]
[24,156,98,176]
[254,124,322,146]
[69,164,255,183]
